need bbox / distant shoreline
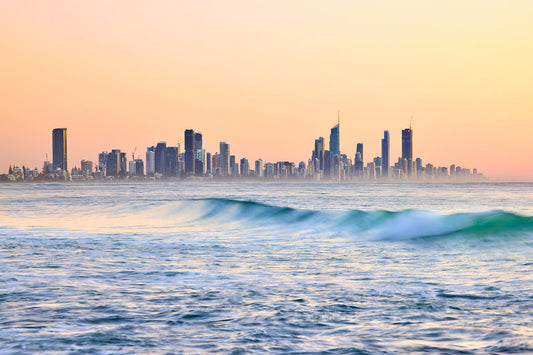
[1,177,529,185]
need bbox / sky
[1,1,532,180]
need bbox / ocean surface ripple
[0,182,532,353]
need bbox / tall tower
[194,132,204,176]
[194,132,202,151]
[106,149,121,176]
[165,146,178,176]
[402,128,413,176]
[313,137,325,171]
[184,129,195,175]
[381,130,390,178]
[155,142,167,175]
[52,128,67,171]
[145,146,155,175]
[356,143,364,163]
[220,142,230,176]
[329,114,340,155]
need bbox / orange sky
[1,1,532,180]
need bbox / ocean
[0,182,532,354]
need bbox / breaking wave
[174,198,533,241]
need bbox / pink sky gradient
[1,1,532,180]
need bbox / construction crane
[132,147,137,161]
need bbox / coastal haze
[1,1,533,181]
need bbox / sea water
[0,182,532,354]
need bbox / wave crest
[177,198,533,240]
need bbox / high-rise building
[356,143,364,163]
[323,150,332,178]
[212,152,220,174]
[230,155,237,176]
[81,160,93,175]
[184,129,195,175]
[155,142,167,175]
[329,122,340,156]
[402,128,413,176]
[450,164,456,176]
[120,152,127,175]
[298,161,306,178]
[106,149,121,176]
[206,152,212,174]
[240,158,249,177]
[146,147,155,175]
[194,159,204,176]
[265,163,274,178]
[415,158,423,176]
[194,132,202,151]
[165,146,178,176]
[373,157,382,178]
[129,159,144,176]
[313,137,325,171]
[98,152,107,175]
[193,132,204,176]
[354,143,364,177]
[52,128,67,171]
[255,159,263,177]
[134,159,144,176]
[129,160,136,176]
[220,142,230,176]
[381,130,390,178]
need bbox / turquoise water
[1,182,532,353]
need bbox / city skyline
[4,123,485,182]
[1,2,532,180]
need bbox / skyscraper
[355,143,364,176]
[52,128,67,171]
[145,147,155,175]
[155,142,167,175]
[98,152,107,175]
[120,152,127,175]
[106,149,121,176]
[220,142,230,176]
[165,146,178,176]
[255,159,263,177]
[240,158,249,176]
[313,137,325,171]
[194,132,202,151]
[212,152,220,174]
[356,143,364,163]
[329,122,340,156]
[184,129,195,175]
[134,159,144,176]
[381,130,390,178]
[194,132,204,176]
[206,152,212,174]
[402,128,413,176]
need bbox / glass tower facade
[220,142,230,176]
[184,129,195,175]
[381,130,390,178]
[356,143,364,163]
[155,142,167,175]
[52,128,67,171]
[402,128,413,176]
[329,123,340,156]
[313,137,325,171]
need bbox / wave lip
[187,198,319,225]
[345,209,533,240]
[176,198,533,241]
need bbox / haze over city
[1,1,532,180]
